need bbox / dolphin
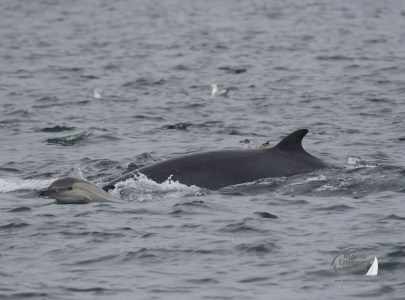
[38,177,117,204]
[38,129,331,203]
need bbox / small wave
[0,178,55,193]
[382,214,405,221]
[218,65,247,74]
[219,222,265,234]
[170,209,200,216]
[122,78,166,88]
[0,222,30,229]
[80,75,99,80]
[173,200,205,207]
[103,63,120,70]
[221,177,286,195]
[238,276,270,283]
[305,175,328,182]
[46,131,91,146]
[186,278,219,284]
[35,95,59,102]
[109,174,203,202]
[235,241,277,254]
[312,204,354,212]
[254,212,278,219]
[387,245,405,258]
[171,200,210,216]
[316,55,354,61]
[40,125,76,132]
[132,114,165,121]
[64,287,109,293]
[173,64,190,71]
[164,123,192,130]
[3,292,49,298]
[8,207,32,213]
[71,165,85,179]
[158,121,224,133]
[315,184,339,192]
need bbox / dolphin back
[39,177,117,204]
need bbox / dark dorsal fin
[273,129,308,152]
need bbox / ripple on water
[170,201,210,215]
[35,95,59,102]
[235,241,277,255]
[351,285,395,298]
[382,214,405,221]
[3,292,49,299]
[312,204,355,212]
[8,207,32,213]
[46,131,92,146]
[173,200,206,207]
[254,212,278,219]
[164,122,192,130]
[218,65,248,74]
[219,222,266,234]
[0,222,30,229]
[74,254,120,266]
[237,276,271,283]
[186,277,220,284]
[387,245,405,258]
[63,287,110,293]
[39,125,76,132]
[122,78,166,88]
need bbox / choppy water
[1,0,405,299]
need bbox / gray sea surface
[1,0,405,299]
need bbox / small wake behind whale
[37,129,332,204]
[0,178,55,193]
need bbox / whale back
[102,129,330,191]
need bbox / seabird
[209,83,229,96]
[93,88,103,99]
[239,139,251,150]
[257,140,270,149]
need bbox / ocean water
[1,0,405,299]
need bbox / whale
[38,129,331,203]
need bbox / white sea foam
[315,184,339,191]
[305,175,328,182]
[109,173,204,202]
[0,178,56,193]
[72,165,85,178]
[347,156,376,169]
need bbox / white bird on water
[239,139,270,150]
[93,88,103,99]
[239,139,251,150]
[257,140,270,149]
[209,83,229,96]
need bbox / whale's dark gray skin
[103,129,331,191]
[39,129,330,203]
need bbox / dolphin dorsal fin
[274,129,309,152]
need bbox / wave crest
[109,174,205,202]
